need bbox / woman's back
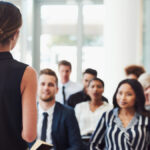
[0,2,37,149]
[0,52,28,149]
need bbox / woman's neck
[90,98,103,106]
[89,98,103,112]
[118,108,136,128]
[119,108,135,117]
[0,43,11,52]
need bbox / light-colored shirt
[37,104,55,144]
[75,101,113,135]
[56,80,83,104]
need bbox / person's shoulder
[25,66,37,73]
[69,90,83,98]
[103,102,113,109]
[102,107,115,118]
[55,102,74,113]
[137,112,150,122]
[75,101,89,110]
[13,58,27,65]
[102,96,109,103]
[23,66,37,79]
[11,58,28,70]
[69,81,83,89]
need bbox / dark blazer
[52,102,83,150]
[68,90,108,108]
[29,102,83,150]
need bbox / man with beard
[36,68,83,150]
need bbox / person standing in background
[124,64,145,79]
[0,2,37,150]
[56,60,82,104]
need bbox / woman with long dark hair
[90,79,150,150]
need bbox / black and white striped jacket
[90,108,150,150]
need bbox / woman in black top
[0,2,37,150]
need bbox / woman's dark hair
[113,79,150,117]
[124,65,145,78]
[0,2,22,45]
[88,77,104,87]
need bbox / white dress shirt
[75,101,113,136]
[37,104,55,144]
[56,80,83,104]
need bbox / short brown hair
[40,68,58,86]
[0,2,22,45]
[58,60,72,70]
[124,65,145,78]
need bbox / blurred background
[2,0,150,102]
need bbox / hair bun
[0,28,3,35]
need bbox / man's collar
[39,103,56,116]
[59,80,71,87]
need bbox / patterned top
[90,108,150,150]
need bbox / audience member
[75,78,112,137]
[138,73,150,110]
[0,2,37,150]
[56,60,82,104]
[90,79,150,150]
[36,68,83,150]
[124,64,145,79]
[68,68,108,108]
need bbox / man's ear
[55,87,59,94]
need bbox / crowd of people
[0,1,150,150]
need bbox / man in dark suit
[68,68,108,108]
[36,68,83,150]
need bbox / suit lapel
[51,102,62,135]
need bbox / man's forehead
[39,74,56,82]
[59,65,71,70]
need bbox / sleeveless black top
[0,52,28,150]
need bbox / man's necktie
[41,112,48,141]
[62,86,66,104]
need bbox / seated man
[35,68,83,150]
[68,68,108,108]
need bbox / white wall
[103,0,142,103]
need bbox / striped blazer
[90,108,150,150]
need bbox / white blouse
[75,101,113,136]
